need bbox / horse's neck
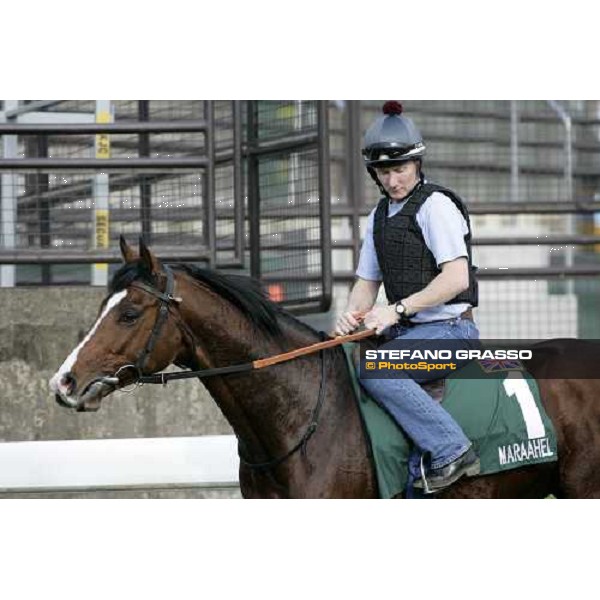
[179,283,322,462]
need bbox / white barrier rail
[0,435,240,493]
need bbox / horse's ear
[119,235,138,264]
[139,237,163,276]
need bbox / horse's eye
[119,309,140,324]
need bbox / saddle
[421,379,445,402]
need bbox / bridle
[127,265,183,382]
[95,265,184,391]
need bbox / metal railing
[0,101,221,286]
[3,100,600,322]
[0,435,239,494]
[0,100,333,313]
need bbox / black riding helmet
[362,101,426,195]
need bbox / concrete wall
[0,286,240,498]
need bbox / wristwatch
[395,301,408,319]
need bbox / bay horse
[49,237,600,498]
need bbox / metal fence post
[92,100,113,286]
[547,100,573,203]
[346,101,364,268]
[247,101,261,279]
[23,123,50,284]
[510,100,520,203]
[204,101,216,267]
[232,100,244,267]
[317,100,332,311]
[138,100,152,243]
[0,100,18,287]
[547,100,575,294]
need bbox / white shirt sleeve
[416,192,469,266]
[355,208,383,281]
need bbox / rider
[335,101,481,493]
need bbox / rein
[137,327,375,383]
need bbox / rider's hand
[334,311,363,336]
[363,304,399,335]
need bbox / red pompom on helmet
[382,101,403,116]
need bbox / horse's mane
[109,261,319,342]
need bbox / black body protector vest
[372,182,478,307]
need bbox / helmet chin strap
[367,166,389,197]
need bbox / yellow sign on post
[93,105,112,283]
[96,111,111,159]
[93,209,109,273]
[95,209,110,247]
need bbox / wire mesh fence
[257,149,323,304]
[248,100,329,309]
[5,168,207,284]
[326,100,600,335]
[456,272,600,339]
[0,100,331,311]
[330,100,600,210]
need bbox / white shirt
[356,190,471,323]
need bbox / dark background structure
[2,100,600,337]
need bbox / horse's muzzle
[54,377,118,412]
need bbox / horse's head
[49,237,188,412]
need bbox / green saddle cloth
[342,344,558,498]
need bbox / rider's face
[375,160,420,201]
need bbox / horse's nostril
[61,372,77,395]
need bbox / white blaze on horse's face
[49,290,128,399]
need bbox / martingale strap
[238,338,329,471]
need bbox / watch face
[396,303,405,315]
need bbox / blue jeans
[359,317,480,469]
